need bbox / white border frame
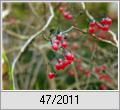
[0,0,119,92]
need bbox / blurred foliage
[2,2,118,90]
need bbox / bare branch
[11,3,54,89]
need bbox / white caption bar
[1,91,119,109]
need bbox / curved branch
[11,3,54,89]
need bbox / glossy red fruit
[65,53,74,61]
[105,17,112,25]
[59,62,65,70]
[99,84,108,90]
[56,34,63,41]
[59,6,64,13]
[66,14,73,20]
[102,25,109,31]
[88,27,95,34]
[89,21,96,27]
[55,63,61,70]
[62,41,67,48]
[63,12,69,18]
[63,60,69,66]
[52,43,58,51]
[101,18,106,24]
[48,72,55,79]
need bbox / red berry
[56,34,63,41]
[55,63,61,70]
[99,84,108,90]
[59,62,65,70]
[59,6,64,13]
[99,74,112,83]
[88,27,95,34]
[66,14,73,20]
[48,72,55,79]
[65,53,74,61]
[52,43,58,51]
[89,21,96,27]
[102,25,109,31]
[95,66,101,74]
[105,17,112,25]
[63,60,70,67]
[101,18,106,24]
[63,12,69,18]
[62,41,67,48]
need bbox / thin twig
[28,3,39,18]
[11,3,54,89]
[62,25,117,47]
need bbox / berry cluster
[59,6,73,20]
[52,34,67,51]
[88,17,112,34]
[94,64,112,83]
[48,33,74,79]
[75,59,91,78]
[94,64,107,74]
[55,52,74,70]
